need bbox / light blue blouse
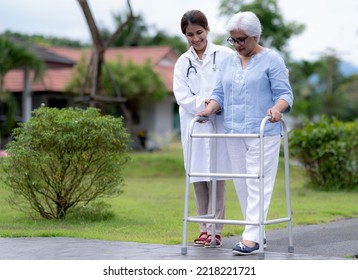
[211,48,294,136]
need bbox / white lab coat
[173,42,234,183]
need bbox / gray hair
[225,11,262,42]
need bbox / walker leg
[288,245,294,253]
[181,178,191,255]
[287,219,294,253]
[282,123,294,254]
[210,179,217,248]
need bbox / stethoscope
[186,51,217,77]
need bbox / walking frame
[181,115,294,259]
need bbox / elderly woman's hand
[267,100,289,122]
[267,107,283,123]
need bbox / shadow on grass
[67,201,115,222]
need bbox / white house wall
[139,95,176,150]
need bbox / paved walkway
[0,218,358,260]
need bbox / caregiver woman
[173,10,233,248]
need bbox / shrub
[289,116,358,191]
[1,106,131,219]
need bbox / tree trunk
[76,0,139,146]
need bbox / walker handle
[195,116,209,123]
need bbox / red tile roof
[4,45,178,93]
[5,68,74,92]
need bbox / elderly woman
[198,11,294,255]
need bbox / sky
[1,0,358,65]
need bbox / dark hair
[180,10,209,34]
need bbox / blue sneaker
[232,240,267,255]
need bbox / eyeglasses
[227,36,249,46]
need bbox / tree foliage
[218,0,305,54]
[65,53,168,124]
[104,57,168,117]
[1,106,131,219]
[338,74,358,120]
[287,59,325,121]
[99,10,186,55]
[288,51,358,122]
[0,31,88,48]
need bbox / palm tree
[0,36,43,91]
[0,36,44,139]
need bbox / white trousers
[193,180,226,235]
[227,135,281,243]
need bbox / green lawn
[0,149,357,245]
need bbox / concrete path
[1,218,357,260]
